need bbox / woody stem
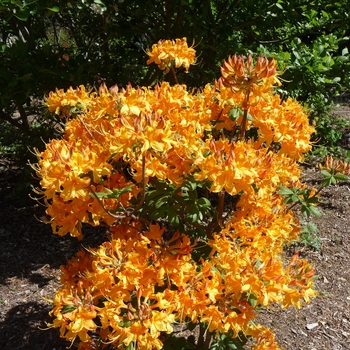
[171,66,179,84]
[240,89,251,140]
[217,190,225,226]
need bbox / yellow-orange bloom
[49,283,98,344]
[146,37,196,73]
[46,85,91,117]
[220,54,280,92]
[318,155,350,176]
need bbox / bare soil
[0,107,350,350]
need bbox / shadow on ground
[0,302,67,350]
[0,159,107,349]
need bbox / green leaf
[342,47,349,56]
[18,73,32,82]
[309,206,321,218]
[334,174,349,181]
[162,334,196,350]
[228,107,242,121]
[61,305,76,314]
[291,194,300,203]
[182,180,198,192]
[277,186,294,195]
[203,150,211,157]
[321,10,329,19]
[154,196,168,208]
[321,170,332,177]
[46,5,59,12]
[90,184,134,199]
[125,342,134,350]
[90,191,109,199]
[149,206,167,220]
[307,196,319,204]
[275,3,283,9]
[14,10,30,20]
[23,0,39,5]
[247,292,258,307]
[168,207,180,225]
[197,197,211,208]
[292,50,301,60]
[247,113,254,121]
[322,178,332,187]
[301,206,311,217]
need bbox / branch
[240,90,250,140]
[17,103,30,130]
[0,109,30,132]
[217,190,225,226]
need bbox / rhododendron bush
[33,38,321,350]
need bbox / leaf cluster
[278,186,321,218]
[138,178,217,239]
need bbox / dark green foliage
[138,177,217,239]
[1,0,350,161]
[309,112,350,160]
[1,1,349,109]
[278,186,321,218]
[162,334,196,350]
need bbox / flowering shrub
[34,38,323,349]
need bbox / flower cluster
[146,37,196,73]
[220,54,279,93]
[318,155,350,175]
[50,225,315,350]
[35,41,318,349]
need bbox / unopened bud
[157,116,166,129]
[99,83,108,95]
[109,84,119,96]
[246,53,253,71]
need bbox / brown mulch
[0,107,350,350]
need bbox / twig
[171,66,179,84]
[77,114,95,140]
[133,156,146,212]
[217,190,225,226]
[239,90,251,140]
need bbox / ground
[0,107,350,350]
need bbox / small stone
[300,329,308,336]
[306,322,319,330]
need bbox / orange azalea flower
[194,139,260,195]
[220,54,280,93]
[318,155,350,176]
[49,284,98,344]
[44,195,91,238]
[37,138,112,201]
[247,324,281,350]
[146,37,196,73]
[250,94,315,160]
[46,85,91,117]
